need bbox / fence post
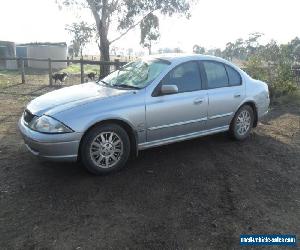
[20,58,25,84]
[80,58,84,83]
[114,59,120,71]
[48,58,53,86]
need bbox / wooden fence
[1,57,300,87]
[0,57,127,85]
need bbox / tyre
[230,105,254,141]
[80,123,130,175]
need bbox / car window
[161,61,201,93]
[203,61,229,89]
[225,65,242,86]
[101,59,170,89]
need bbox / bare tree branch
[109,10,156,45]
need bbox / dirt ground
[0,83,299,249]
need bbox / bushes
[271,63,297,98]
[218,35,300,104]
[244,56,298,102]
[243,56,268,82]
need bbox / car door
[201,61,245,130]
[145,61,208,142]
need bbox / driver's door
[145,61,208,142]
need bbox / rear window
[225,65,242,86]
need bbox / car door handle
[234,94,241,98]
[194,98,204,104]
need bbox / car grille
[23,110,35,124]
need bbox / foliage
[258,40,279,63]
[193,45,205,54]
[244,45,298,100]
[65,21,95,57]
[243,55,268,82]
[158,47,183,53]
[140,13,160,55]
[203,33,300,101]
[205,48,222,57]
[58,0,193,76]
[293,44,300,62]
[245,32,264,56]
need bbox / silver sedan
[19,54,270,174]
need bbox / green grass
[0,69,20,76]
[0,63,101,86]
[0,63,100,76]
[59,64,100,74]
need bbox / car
[18,54,270,174]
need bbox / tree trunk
[148,41,152,55]
[87,0,110,78]
[99,35,110,77]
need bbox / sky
[1,0,300,54]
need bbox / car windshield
[99,59,170,89]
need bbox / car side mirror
[160,85,178,95]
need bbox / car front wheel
[80,124,130,175]
[230,105,254,140]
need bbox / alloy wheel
[236,110,251,136]
[89,131,123,168]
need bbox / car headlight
[29,115,73,133]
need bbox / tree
[174,47,183,53]
[259,40,279,63]
[58,0,192,76]
[205,48,222,57]
[232,38,246,60]
[140,13,160,55]
[293,44,300,62]
[223,42,235,60]
[65,21,95,57]
[214,48,222,57]
[193,45,205,54]
[245,32,264,56]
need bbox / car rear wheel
[80,124,130,175]
[230,105,254,140]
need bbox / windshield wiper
[99,80,110,86]
[114,84,141,89]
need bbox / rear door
[201,61,245,130]
[145,61,208,142]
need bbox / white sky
[1,0,299,54]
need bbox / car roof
[144,53,224,63]
[142,53,244,73]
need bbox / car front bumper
[18,117,83,162]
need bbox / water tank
[0,41,17,69]
[27,43,67,69]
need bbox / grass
[272,88,300,106]
[0,63,100,76]
[0,63,101,86]
[0,69,20,76]
[58,64,100,74]
[0,70,22,87]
